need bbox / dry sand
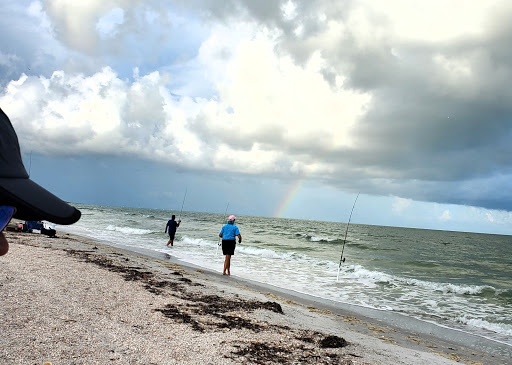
[0,227,502,364]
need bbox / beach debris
[155,304,203,332]
[66,246,286,333]
[173,292,283,316]
[307,305,332,315]
[369,326,385,333]
[156,292,284,332]
[448,352,462,362]
[379,336,394,343]
[319,335,348,348]
[228,339,356,364]
[230,342,293,363]
[64,247,361,364]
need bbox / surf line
[216,202,230,255]
[336,192,360,282]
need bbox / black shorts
[168,232,176,240]
[222,240,236,255]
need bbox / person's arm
[219,226,223,238]
[165,222,168,233]
[237,234,242,243]
[177,220,181,227]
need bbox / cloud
[1,68,170,158]
[2,1,512,214]
[440,210,452,221]
[486,212,495,223]
[42,0,129,54]
[392,197,411,214]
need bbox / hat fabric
[0,108,81,224]
[228,215,236,221]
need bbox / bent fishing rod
[336,192,360,282]
[217,202,230,255]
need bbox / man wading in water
[165,215,181,246]
[219,215,242,275]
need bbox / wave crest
[105,225,152,235]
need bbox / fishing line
[216,202,230,255]
[336,192,360,282]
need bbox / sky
[1,1,512,235]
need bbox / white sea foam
[105,225,152,235]
[309,235,337,242]
[342,264,393,283]
[237,244,306,260]
[340,264,495,297]
[457,316,512,336]
[402,277,493,295]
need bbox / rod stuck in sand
[336,192,360,282]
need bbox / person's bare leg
[0,232,8,256]
[226,255,231,276]
[223,255,231,275]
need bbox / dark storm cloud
[198,0,512,211]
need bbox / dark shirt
[26,221,43,230]
[166,219,179,233]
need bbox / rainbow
[274,179,305,218]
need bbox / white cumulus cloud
[440,210,452,221]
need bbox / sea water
[56,204,512,348]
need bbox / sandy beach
[0,227,506,364]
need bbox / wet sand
[0,227,506,364]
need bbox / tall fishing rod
[178,188,188,222]
[216,202,230,255]
[336,192,360,282]
[28,151,32,177]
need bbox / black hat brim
[0,177,81,224]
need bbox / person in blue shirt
[165,215,181,246]
[219,214,242,276]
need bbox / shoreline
[100,238,512,358]
[1,228,508,364]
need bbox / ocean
[56,204,512,348]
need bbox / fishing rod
[216,202,230,255]
[178,188,187,222]
[336,192,360,282]
[28,151,32,177]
